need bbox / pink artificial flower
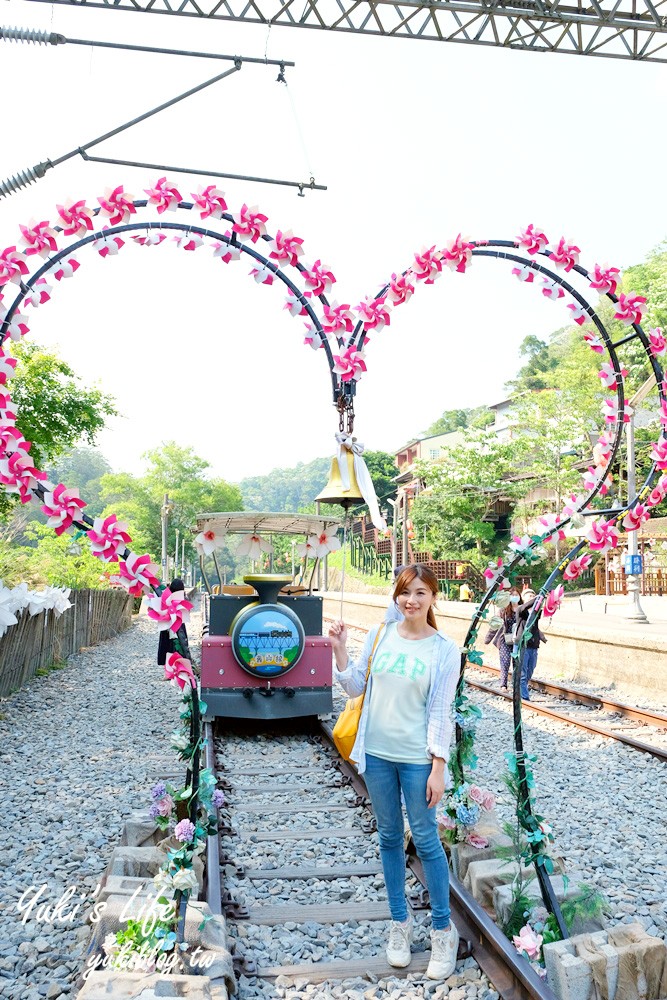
[0,247,29,287]
[648,328,667,357]
[147,587,194,634]
[249,264,274,285]
[19,220,58,258]
[94,232,125,258]
[481,791,495,811]
[284,290,309,317]
[56,199,95,237]
[173,233,203,251]
[541,279,564,300]
[650,438,667,470]
[98,186,136,226]
[323,301,355,336]
[144,176,182,214]
[582,466,611,495]
[589,263,621,296]
[165,652,197,691]
[645,476,667,507]
[549,237,580,272]
[583,332,604,353]
[232,204,268,243]
[586,518,620,553]
[355,296,391,333]
[465,832,489,849]
[211,235,240,264]
[542,585,564,618]
[560,493,588,520]
[511,264,535,283]
[87,514,132,562]
[441,233,474,274]
[191,185,228,220]
[516,224,548,256]
[483,557,504,582]
[117,552,161,595]
[50,257,80,281]
[0,350,17,386]
[538,513,566,544]
[412,245,442,284]
[601,398,632,425]
[0,308,29,342]
[597,361,627,388]
[614,292,647,326]
[563,554,592,581]
[623,504,649,532]
[0,392,18,422]
[41,484,87,535]
[131,232,167,247]
[302,260,335,296]
[269,229,304,267]
[24,278,52,309]
[157,794,175,817]
[387,272,414,306]
[513,925,543,960]
[567,303,587,326]
[332,347,366,382]
[438,814,456,830]
[468,785,484,805]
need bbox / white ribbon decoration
[334,433,387,530]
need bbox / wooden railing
[0,589,134,699]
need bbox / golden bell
[315,452,364,508]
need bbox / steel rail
[204,720,223,917]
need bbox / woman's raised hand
[327,619,348,651]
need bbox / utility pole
[386,497,398,572]
[160,494,174,584]
[174,528,180,579]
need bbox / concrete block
[544,932,617,1000]
[463,859,529,911]
[120,811,163,848]
[75,972,220,999]
[493,877,606,934]
[449,831,513,881]
[106,847,168,881]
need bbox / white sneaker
[427,923,459,980]
[386,916,413,968]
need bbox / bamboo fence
[0,589,133,699]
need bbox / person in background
[459,581,472,602]
[516,587,546,700]
[157,578,188,665]
[328,565,460,980]
[384,564,406,623]
[483,586,521,689]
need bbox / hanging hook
[276,62,286,84]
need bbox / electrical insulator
[0,162,52,200]
[0,26,65,44]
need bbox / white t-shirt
[364,622,437,764]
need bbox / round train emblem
[230,603,305,678]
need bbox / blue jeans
[363,754,451,929]
[520,647,539,699]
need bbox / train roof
[194,512,342,536]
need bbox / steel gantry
[27,0,667,63]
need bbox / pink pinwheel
[659,399,667,429]
[537,513,566,544]
[549,237,580,272]
[192,185,228,220]
[387,272,415,306]
[582,466,612,495]
[302,260,336,296]
[232,204,268,243]
[303,325,323,350]
[542,586,563,618]
[165,652,197,691]
[601,398,630,425]
[583,331,604,353]
[19,220,58,258]
[144,177,182,214]
[24,279,52,309]
[441,233,474,273]
[0,425,28,460]
[589,263,621,296]
[117,552,160,595]
[541,279,564,300]
[516,224,548,256]
[236,532,273,561]
[563,554,592,581]
[511,264,534,283]
[586,518,620,553]
[560,493,588,520]
[56,199,95,237]
[567,303,587,326]
[623,504,649,532]
[0,451,47,500]
[173,233,203,251]
[249,264,274,285]
[646,477,667,507]
[194,528,225,556]
[0,393,18,422]
[355,296,391,333]
[0,247,29,287]
[50,257,80,281]
[147,587,193,633]
[98,186,136,225]
[412,245,443,284]
[94,233,125,257]
[0,308,29,341]
[0,351,17,386]
[284,290,309,317]
[648,328,666,357]
[332,346,366,383]
[131,232,167,247]
[87,514,132,562]
[41,484,87,535]
[593,432,613,466]
[650,438,667,470]
[614,292,647,326]
[597,361,627,388]
[269,229,305,267]
[513,925,543,961]
[322,302,355,336]
[310,523,341,558]
[211,236,240,264]
[483,557,505,583]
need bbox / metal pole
[401,491,409,567]
[181,536,186,579]
[315,502,322,591]
[161,494,171,584]
[174,528,180,579]
[625,414,648,622]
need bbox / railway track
[329,618,667,762]
[204,711,556,1000]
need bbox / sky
[1,1,667,487]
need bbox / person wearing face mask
[516,587,547,700]
[483,586,521,689]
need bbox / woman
[483,586,521,688]
[328,565,460,980]
[516,587,546,701]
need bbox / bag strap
[364,623,385,684]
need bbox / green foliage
[48,447,111,517]
[560,886,610,932]
[22,522,111,589]
[424,406,494,436]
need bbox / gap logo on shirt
[371,650,428,682]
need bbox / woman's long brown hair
[393,564,439,630]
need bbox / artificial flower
[310,523,341,558]
[614,292,647,326]
[191,185,228,220]
[542,585,564,618]
[302,259,335,296]
[548,237,580,272]
[232,204,268,243]
[98,186,136,225]
[441,233,474,273]
[174,819,196,843]
[236,532,273,561]
[332,347,366,382]
[513,925,543,960]
[171,868,199,893]
[194,528,225,556]
[144,177,182,214]
[589,263,621,296]
[516,224,548,256]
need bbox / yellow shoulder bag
[332,624,385,762]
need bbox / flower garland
[0,580,72,638]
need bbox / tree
[423,406,493,436]
[48,447,112,517]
